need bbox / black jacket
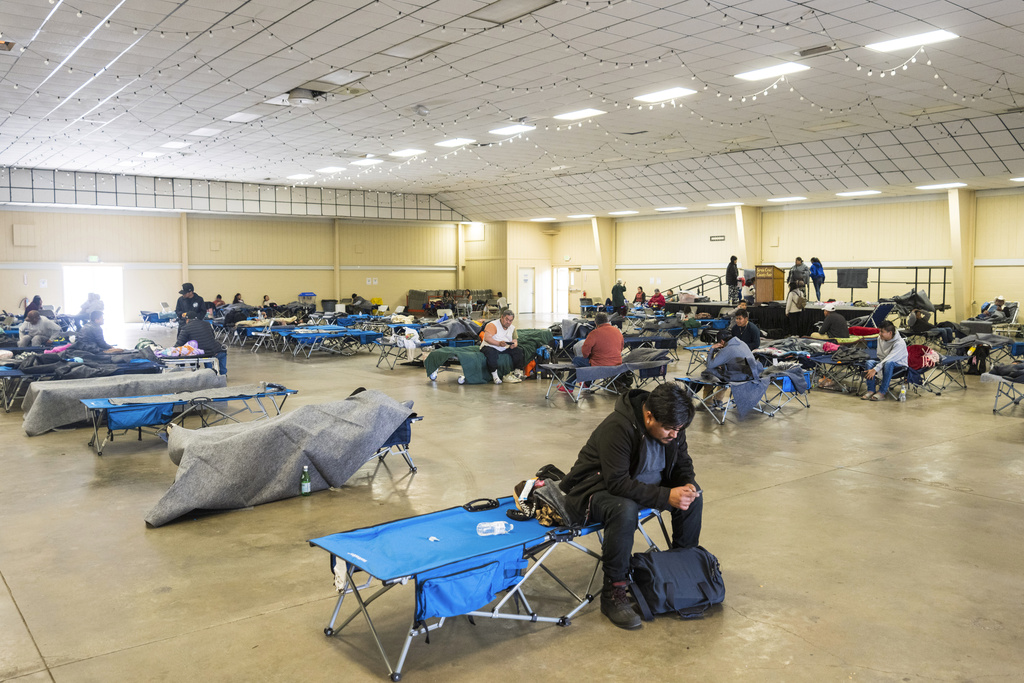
[726,262,739,286]
[74,322,112,352]
[559,389,695,522]
[175,294,206,321]
[175,319,224,355]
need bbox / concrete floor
[1,317,1022,683]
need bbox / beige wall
[464,222,507,295]
[616,214,738,267]
[188,216,334,266]
[974,193,1024,313]
[507,222,554,315]
[761,199,951,264]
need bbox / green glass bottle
[300,465,311,496]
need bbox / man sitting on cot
[480,309,526,384]
[713,309,760,352]
[18,310,62,347]
[559,383,702,630]
[176,318,228,376]
[861,320,908,402]
[810,302,849,339]
[560,312,624,393]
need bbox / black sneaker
[601,583,641,630]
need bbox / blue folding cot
[309,496,667,681]
[80,383,295,455]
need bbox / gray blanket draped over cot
[145,390,413,527]
[23,369,226,436]
[703,337,770,418]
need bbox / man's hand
[669,484,700,510]
[866,368,876,379]
[509,339,518,349]
[711,341,725,349]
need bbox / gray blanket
[23,369,226,436]
[145,390,413,527]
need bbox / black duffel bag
[629,546,725,620]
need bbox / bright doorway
[63,265,124,340]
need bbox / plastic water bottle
[476,521,513,536]
[899,385,907,402]
[300,465,311,496]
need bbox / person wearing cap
[175,283,206,326]
[611,278,627,315]
[811,303,849,339]
[977,296,1009,322]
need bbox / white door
[555,267,569,316]
[518,267,535,314]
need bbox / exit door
[518,267,535,314]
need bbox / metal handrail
[667,274,725,301]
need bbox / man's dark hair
[730,255,737,262]
[880,320,896,334]
[795,257,803,262]
[644,383,694,430]
[735,309,749,320]
[90,310,103,322]
[594,312,609,324]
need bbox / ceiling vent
[794,44,835,58]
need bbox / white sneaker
[503,373,522,383]
[493,375,503,384]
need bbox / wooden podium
[755,265,785,303]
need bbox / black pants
[588,487,703,583]
[480,345,525,373]
[787,312,802,336]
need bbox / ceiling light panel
[189,128,222,137]
[287,174,313,180]
[734,62,810,81]
[468,0,557,24]
[567,214,594,218]
[223,112,263,123]
[316,166,346,173]
[160,141,192,149]
[767,196,807,202]
[389,149,425,157]
[916,182,966,190]
[489,124,535,135]
[866,30,958,52]
[351,159,383,166]
[435,138,475,147]
[608,210,638,215]
[634,87,697,103]
[553,108,605,121]
[655,206,687,211]
[836,190,881,197]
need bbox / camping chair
[456,298,473,317]
[435,308,454,319]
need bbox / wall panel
[336,221,457,267]
[976,194,1024,260]
[188,216,333,265]
[616,214,737,266]
[550,222,598,266]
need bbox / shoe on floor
[860,391,875,400]
[870,392,887,401]
[493,376,502,384]
[502,373,522,383]
[601,583,641,630]
[429,371,438,381]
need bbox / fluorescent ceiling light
[160,141,192,149]
[1010,177,1024,182]
[309,69,369,87]
[608,210,638,216]
[468,0,557,24]
[567,214,594,218]
[916,182,966,190]
[223,112,262,123]
[553,108,605,121]
[389,149,425,157]
[188,127,221,137]
[316,166,346,173]
[655,206,687,212]
[836,189,881,197]
[866,30,958,52]
[734,62,810,81]
[530,217,556,222]
[140,151,165,158]
[351,158,383,166]
[435,138,475,147]
[708,202,743,207]
[381,37,450,60]
[489,124,535,135]
[767,196,807,202]
[287,174,314,180]
[634,87,696,103]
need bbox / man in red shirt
[648,289,666,309]
[560,312,624,391]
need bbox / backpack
[629,546,725,620]
[513,464,575,527]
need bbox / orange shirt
[581,323,625,366]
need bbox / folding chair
[922,353,968,394]
[987,374,1024,414]
[683,344,713,375]
[372,415,424,471]
[249,320,279,353]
